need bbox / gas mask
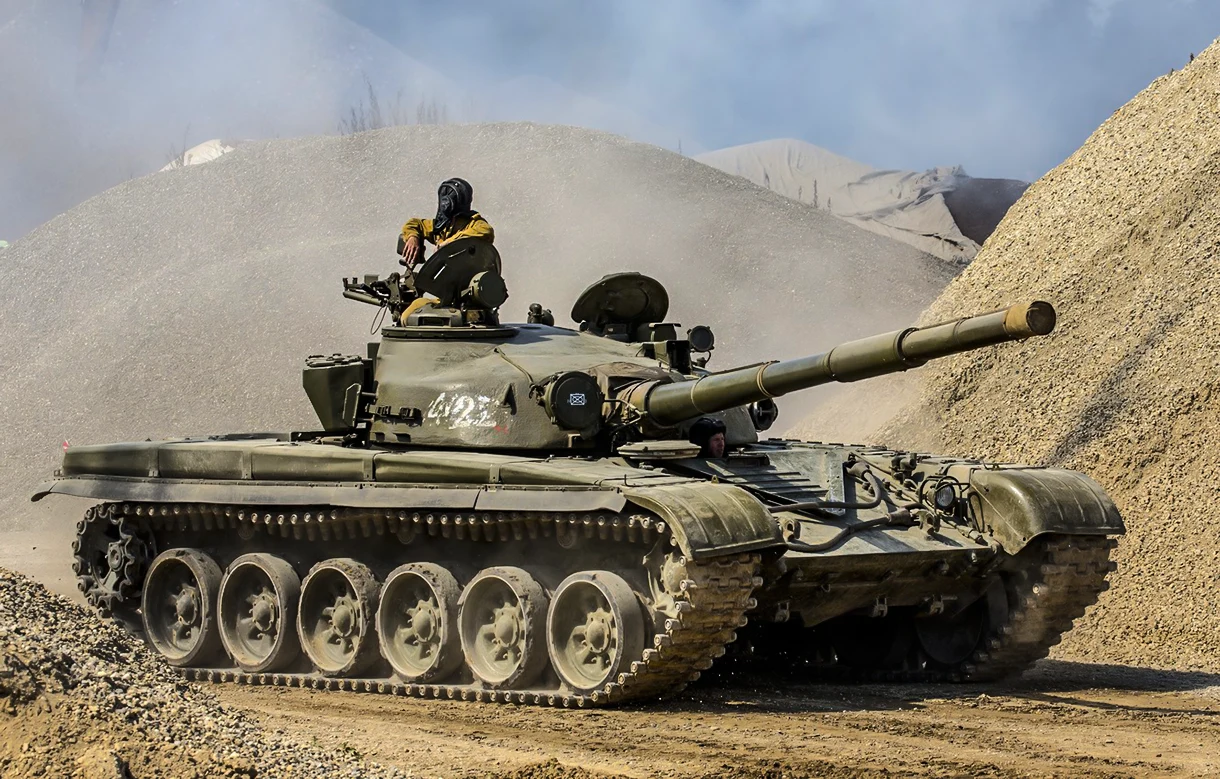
[434,177,473,232]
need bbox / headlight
[933,483,957,512]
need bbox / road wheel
[377,563,463,682]
[297,558,380,677]
[458,567,548,689]
[218,553,301,673]
[915,580,1008,668]
[141,548,223,667]
[547,571,645,694]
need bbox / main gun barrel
[641,301,1056,426]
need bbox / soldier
[689,417,728,458]
[398,177,494,268]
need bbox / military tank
[35,238,1123,707]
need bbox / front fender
[624,483,784,560]
[968,467,1124,552]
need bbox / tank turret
[329,256,1054,450]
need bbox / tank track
[90,501,762,708]
[789,534,1117,684]
[955,534,1117,682]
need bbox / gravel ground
[0,565,407,778]
[6,557,1218,779]
[851,39,1220,672]
[1,122,950,532]
[212,663,1220,778]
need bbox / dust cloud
[0,2,951,590]
[0,0,454,238]
[1,124,950,568]
[7,1,1220,240]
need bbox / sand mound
[1,123,951,534]
[843,39,1220,671]
[697,139,1027,264]
[0,567,401,778]
[1,1,685,241]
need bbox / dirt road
[213,661,1220,778]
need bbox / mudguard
[36,440,788,560]
[624,483,784,560]
[968,467,1124,552]
[37,474,783,561]
[31,476,628,514]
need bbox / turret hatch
[571,272,670,341]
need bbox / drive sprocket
[72,503,154,618]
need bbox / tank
[34,238,1124,707]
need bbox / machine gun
[342,238,508,327]
[342,272,416,322]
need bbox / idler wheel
[458,567,548,689]
[141,549,223,667]
[376,563,463,682]
[547,571,645,694]
[915,580,1009,668]
[218,553,302,673]
[297,559,380,677]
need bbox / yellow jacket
[400,211,494,247]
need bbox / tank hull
[38,435,1121,707]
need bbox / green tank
[35,238,1123,707]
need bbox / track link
[93,501,762,708]
[958,534,1117,682]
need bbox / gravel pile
[2,122,950,530]
[871,40,1220,671]
[0,566,407,778]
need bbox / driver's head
[689,417,728,458]
[435,177,474,229]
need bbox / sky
[331,0,1220,181]
[1,0,1218,239]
